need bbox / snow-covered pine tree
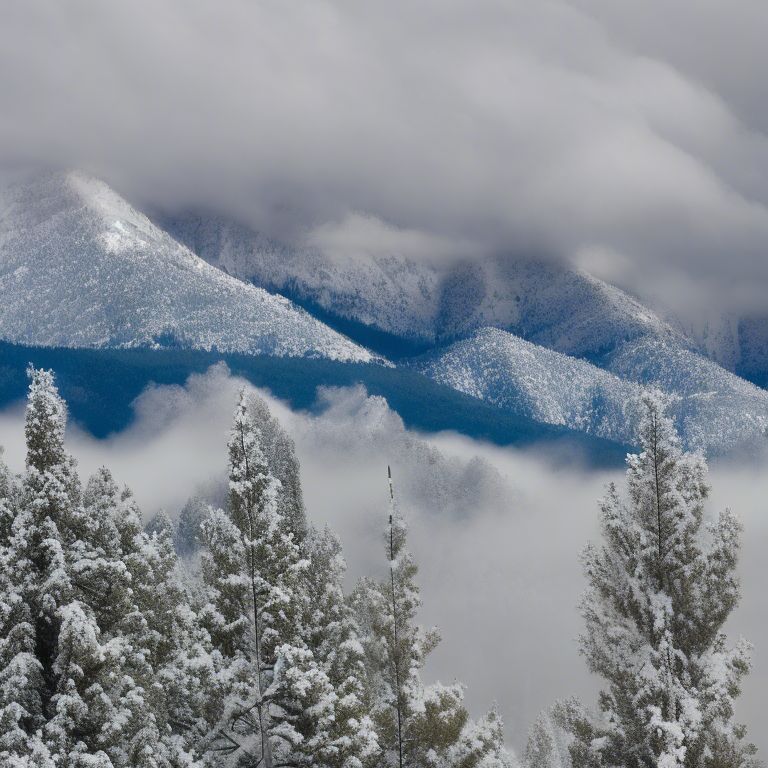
[247,395,307,543]
[42,600,116,767]
[144,509,174,538]
[353,468,512,768]
[0,368,83,762]
[200,389,331,767]
[0,370,207,766]
[447,707,515,768]
[351,472,432,767]
[572,393,758,768]
[72,467,161,766]
[0,370,124,764]
[175,497,209,558]
[524,703,577,768]
[0,444,42,759]
[302,525,379,767]
[107,478,211,766]
[47,447,204,767]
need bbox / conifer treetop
[572,393,757,768]
[25,367,70,476]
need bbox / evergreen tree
[43,601,114,767]
[200,389,329,767]
[352,509,436,767]
[0,369,82,761]
[247,395,307,543]
[0,449,41,759]
[448,707,514,768]
[0,371,128,764]
[175,497,209,557]
[571,394,757,768]
[103,477,210,767]
[303,526,379,767]
[524,703,577,768]
[144,509,174,538]
[23,368,81,726]
[353,469,512,768]
[0,370,207,766]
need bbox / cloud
[1,0,768,319]
[304,212,473,265]
[1,365,766,753]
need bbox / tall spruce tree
[108,479,211,766]
[0,369,125,764]
[0,447,41,759]
[0,369,83,762]
[353,469,512,768]
[571,393,757,768]
[247,395,307,543]
[200,389,331,767]
[303,526,379,767]
[23,368,81,728]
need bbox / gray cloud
[0,365,765,753]
[1,0,768,321]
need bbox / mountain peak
[0,172,381,363]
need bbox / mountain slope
[0,173,379,363]
[606,336,768,454]
[159,213,443,352]
[737,316,768,387]
[677,312,768,388]
[414,328,643,446]
[414,328,768,455]
[161,213,684,360]
[155,211,768,455]
[2,174,763,458]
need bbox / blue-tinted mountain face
[160,210,768,456]
[737,316,768,388]
[161,211,683,361]
[0,172,766,458]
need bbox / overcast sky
[2,0,768,321]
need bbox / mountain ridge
[160,211,686,362]
[0,171,381,363]
[414,327,768,455]
[1,170,765,459]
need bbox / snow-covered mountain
[160,213,683,360]
[606,336,768,454]
[159,213,444,350]
[681,312,768,388]
[2,172,765,458]
[414,328,768,455]
[158,211,768,454]
[0,172,379,363]
[414,327,643,446]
